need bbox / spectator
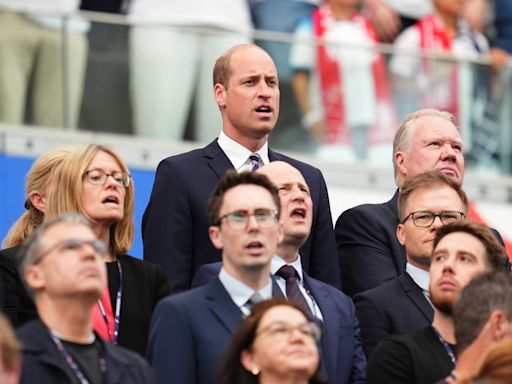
[1,146,73,326]
[366,220,507,384]
[0,2,88,128]
[45,144,170,356]
[127,0,251,142]
[389,0,489,120]
[16,214,155,383]
[290,0,396,162]
[142,44,340,293]
[354,171,468,357]
[147,171,283,384]
[219,298,325,384]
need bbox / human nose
[430,215,444,230]
[246,213,260,231]
[440,144,457,161]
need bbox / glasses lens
[86,170,106,185]
[254,209,276,228]
[412,212,435,227]
[439,211,463,224]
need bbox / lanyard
[97,260,123,344]
[48,329,107,384]
[432,326,457,365]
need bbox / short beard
[430,291,454,316]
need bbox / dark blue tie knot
[276,265,298,281]
[248,154,261,172]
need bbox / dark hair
[207,171,280,226]
[218,298,326,384]
[454,272,512,353]
[433,221,507,272]
[398,171,468,221]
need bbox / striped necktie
[248,154,261,172]
[276,265,311,314]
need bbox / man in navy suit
[193,161,367,383]
[142,43,340,293]
[147,171,284,384]
[336,108,491,297]
[354,171,469,358]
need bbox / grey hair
[392,109,456,181]
[17,213,92,297]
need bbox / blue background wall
[0,154,154,259]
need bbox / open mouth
[291,207,306,219]
[102,195,120,205]
[255,105,272,113]
[246,241,264,254]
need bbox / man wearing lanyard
[366,220,507,384]
[15,214,155,384]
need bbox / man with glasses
[147,171,284,384]
[15,214,155,384]
[354,171,468,358]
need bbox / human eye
[112,172,126,185]
[428,141,441,148]
[441,211,461,222]
[243,78,254,85]
[458,253,474,263]
[278,186,290,195]
[267,78,278,87]
[87,170,104,182]
[254,209,273,221]
[413,211,433,225]
[269,323,288,337]
[432,252,446,263]
[62,239,83,252]
[229,211,248,222]
[452,143,463,152]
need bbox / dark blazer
[0,246,37,326]
[192,262,367,384]
[335,191,404,297]
[142,139,340,292]
[17,319,156,384]
[353,272,434,358]
[335,190,508,297]
[147,277,283,384]
[110,255,170,356]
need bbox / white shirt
[217,130,270,172]
[218,268,273,316]
[406,262,432,305]
[271,255,324,321]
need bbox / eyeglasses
[256,321,321,343]
[217,209,278,231]
[84,169,131,188]
[401,211,465,227]
[34,238,108,264]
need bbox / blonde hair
[45,144,134,256]
[3,146,74,248]
[0,314,21,373]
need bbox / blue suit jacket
[353,272,433,358]
[192,263,367,384]
[147,277,284,384]
[142,139,340,292]
[335,191,404,297]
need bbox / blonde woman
[0,146,73,326]
[46,144,170,355]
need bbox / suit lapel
[203,140,235,179]
[387,189,400,221]
[400,273,434,322]
[205,278,244,335]
[271,276,286,298]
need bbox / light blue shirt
[406,262,433,306]
[218,268,273,316]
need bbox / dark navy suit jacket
[192,263,367,384]
[142,139,340,292]
[147,277,284,384]
[353,272,434,358]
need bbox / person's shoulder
[0,246,19,272]
[336,198,395,227]
[104,342,156,381]
[354,275,400,301]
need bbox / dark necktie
[244,292,263,315]
[276,265,311,314]
[248,154,261,172]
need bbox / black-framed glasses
[34,238,108,264]
[217,209,278,231]
[401,211,465,227]
[256,320,322,343]
[84,169,131,188]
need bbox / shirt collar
[218,267,273,308]
[271,254,304,282]
[406,262,430,292]
[218,130,270,171]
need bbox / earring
[251,367,260,376]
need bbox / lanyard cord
[47,329,107,384]
[432,326,457,365]
[97,259,123,344]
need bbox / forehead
[220,184,276,213]
[228,47,277,80]
[406,186,464,211]
[410,116,462,145]
[88,150,121,170]
[42,222,95,244]
[260,164,307,187]
[434,232,486,259]
[259,305,307,327]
